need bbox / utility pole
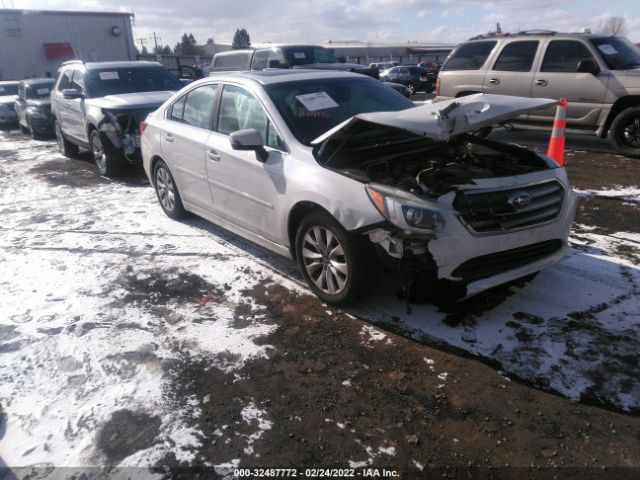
[136,37,146,52]
[152,32,161,53]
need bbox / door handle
[207,149,220,161]
[488,77,500,85]
[535,79,548,86]
[165,133,174,143]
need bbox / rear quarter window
[442,41,497,71]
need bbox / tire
[54,120,79,158]
[90,130,120,177]
[295,210,378,305]
[609,106,640,158]
[153,159,186,219]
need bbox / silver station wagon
[141,70,576,305]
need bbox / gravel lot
[0,127,639,479]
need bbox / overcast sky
[12,0,640,48]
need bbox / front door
[204,84,287,242]
[529,39,610,128]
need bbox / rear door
[483,40,539,97]
[204,83,287,241]
[160,83,219,210]
[529,39,610,128]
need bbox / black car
[0,81,19,128]
[379,66,432,95]
[382,81,411,98]
[15,78,55,138]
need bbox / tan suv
[436,31,640,157]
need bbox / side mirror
[230,129,268,162]
[62,89,83,100]
[577,59,600,75]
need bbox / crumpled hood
[26,98,51,108]
[86,91,175,110]
[312,94,556,148]
[0,95,18,105]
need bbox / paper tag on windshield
[296,92,339,111]
[293,52,306,59]
[598,44,618,55]
[99,71,119,80]
[37,88,50,95]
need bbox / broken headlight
[366,183,443,232]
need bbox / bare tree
[598,16,628,36]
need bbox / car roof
[63,61,164,70]
[466,31,618,42]
[21,78,55,86]
[0,80,20,86]
[208,69,366,85]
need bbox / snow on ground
[1,130,640,471]
[575,186,640,203]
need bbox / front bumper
[28,115,54,134]
[0,111,18,125]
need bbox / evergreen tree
[232,28,251,49]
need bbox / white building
[0,8,136,80]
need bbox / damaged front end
[98,108,154,161]
[312,94,574,306]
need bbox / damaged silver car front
[312,94,577,306]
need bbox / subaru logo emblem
[507,192,532,210]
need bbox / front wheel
[406,83,416,96]
[153,159,186,219]
[609,106,640,158]
[54,120,79,158]
[295,211,377,305]
[90,130,120,176]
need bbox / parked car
[0,81,19,128]
[436,31,640,157]
[51,60,183,176]
[417,60,442,82]
[379,66,432,95]
[141,70,576,305]
[369,62,400,72]
[211,45,379,79]
[15,78,55,138]
[382,81,411,97]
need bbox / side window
[266,49,287,69]
[541,40,595,73]
[169,95,187,122]
[217,85,283,149]
[252,50,269,70]
[442,41,497,71]
[493,41,539,72]
[182,84,219,129]
[70,70,85,92]
[399,67,409,74]
[57,70,73,91]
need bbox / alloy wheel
[91,135,106,171]
[621,115,640,148]
[155,166,176,212]
[301,226,348,295]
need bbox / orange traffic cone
[547,97,568,166]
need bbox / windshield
[284,47,338,65]
[86,67,182,96]
[265,76,415,145]
[27,83,53,99]
[590,37,640,70]
[0,84,18,96]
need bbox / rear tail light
[139,120,147,135]
[435,77,441,97]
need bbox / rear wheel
[54,120,79,158]
[153,159,186,219]
[90,130,120,176]
[609,106,640,158]
[295,210,377,305]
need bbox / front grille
[452,239,563,281]
[453,180,565,233]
